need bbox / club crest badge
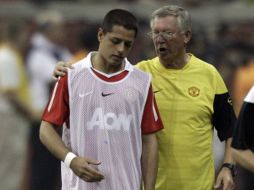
[188,86,200,97]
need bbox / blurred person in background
[215,39,254,190]
[53,5,236,190]
[232,53,254,115]
[0,19,36,190]
[231,85,254,173]
[212,42,252,183]
[24,10,72,190]
[227,43,254,190]
[56,23,99,82]
[69,24,99,63]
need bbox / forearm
[39,120,70,162]
[214,137,235,189]
[232,148,254,172]
[141,133,158,190]
[222,137,235,164]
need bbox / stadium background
[0,0,254,189]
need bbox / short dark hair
[102,9,138,37]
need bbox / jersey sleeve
[141,84,164,134]
[232,87,254,152]
[212,71,236,141]
[42,75,69,127]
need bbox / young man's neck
[92,53,125,74]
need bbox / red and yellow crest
[188,86,200,97]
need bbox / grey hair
[150,5,192,32]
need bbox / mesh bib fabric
[61,61,151,190]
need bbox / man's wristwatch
[221,163,237,177]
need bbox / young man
[231,86,254,173]
[53,5,236,190]
[40,9,163,190]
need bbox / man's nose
[117,42,125,52]
[155,34,166,43]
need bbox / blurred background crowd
[0,0,254,190]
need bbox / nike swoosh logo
[153,89,162,94]
[101,92,114,97]
[79,91,93,98]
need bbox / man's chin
[109,61,123,69]
[157,52,169,59]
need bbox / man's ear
[97,28,104,42]
[184,30,192,44]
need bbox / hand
[52,61,73,81]
[214,167,234,190]
[70,156,104,182]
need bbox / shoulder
[68,56,91,82]
[122,59,151,83]
[71,52,94,70]
[124,59,151,81]
[71,58,86,69]
[191,54,220,76]
[136,57,159,72]
[133,66,151,80]
[191,55,214,69]
[189,54,227,93]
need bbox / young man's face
[98,25,136,68]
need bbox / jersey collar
[83,51,133,78]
